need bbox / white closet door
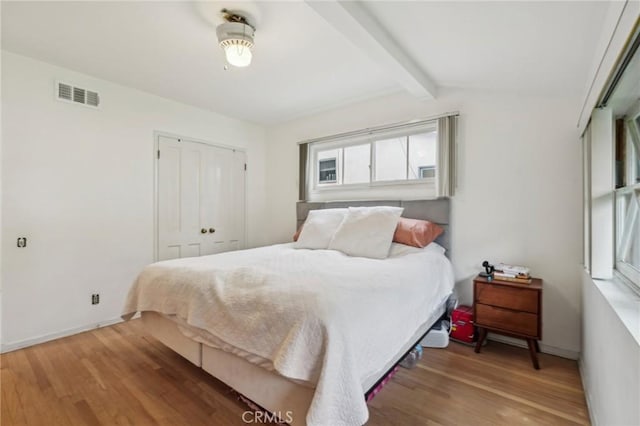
[202,145,232,255]
[157,136,245,261]
[157,136,205,260]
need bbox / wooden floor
[2,319,590,425]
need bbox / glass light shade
[224,44,252,68]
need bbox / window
[299,114,458,201]
[615,102,640,286]
[583,30,640,288]
[410,132,437,178]
[419,166,436,179]
[318,157,337,184]
[343,144,370,184]
[313,127,438,189]
[374,137,409,181]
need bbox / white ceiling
[363,1,609,96]
[1,1,610,124]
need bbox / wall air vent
[56,81,100,108]
[58,82,72,100]
[86,90,99,107]
[73,86,85,103]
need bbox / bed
[123,199,453,426]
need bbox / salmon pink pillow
[293,226,302,242]
[393,217,443,248]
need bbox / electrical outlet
[91,294,100,305]
[17,237,27,248]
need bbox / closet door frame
[153,131,248,262]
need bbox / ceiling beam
[306,0,437,100]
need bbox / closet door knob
[201,228,207,234]
[209,228,216,233]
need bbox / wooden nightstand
[473,275,543,369]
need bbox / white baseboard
[0,313,140,354]
[578,357,598,425]
[487,333,580,360]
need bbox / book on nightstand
[492,275,532,284]
[493,263,532,284]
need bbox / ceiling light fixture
[216,10,255,68]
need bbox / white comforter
[122,243,454,426]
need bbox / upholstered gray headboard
[296,199,451,255]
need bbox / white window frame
[615,184,640,287]
[614,106,640,288]
[309,122,438,196]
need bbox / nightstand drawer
[476,283,539,314]
[475,304,538,337]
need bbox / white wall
[1,51,268,350]
[266,89,583,357]
[581,271,640,425]
[0,6,3,346]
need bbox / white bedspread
[122,243,454,426]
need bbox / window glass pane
[318,149,339,184]
[616,189,640,271]
[631,133,640,184]
[408,132,437,180]
[627,230,640,271]
[374,137,407,181]
[343,144,370,184]
[618,119,640,188]
[622,117,640,185]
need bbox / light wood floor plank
[417,364,586,424]
[433,346,584,394]
[421,353,588,416]
[2,368,28,425]
[1,319,590,425]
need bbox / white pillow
[328,206,404,259]
[388,242,423,257]
[295,208,348,249]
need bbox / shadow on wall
[453,275,475,306]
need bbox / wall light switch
[17,237,27,248]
